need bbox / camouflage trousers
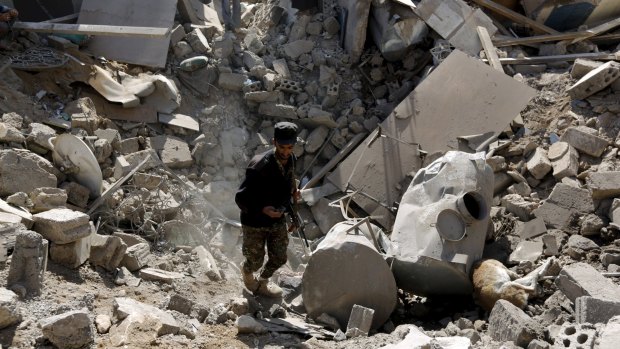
[241,222,289,279]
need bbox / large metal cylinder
[302,221,397,330]
[390,151,494,296]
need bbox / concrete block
[0,288,21,329]
[90,234,127,271]
[50,235,91,269]
[575,296,620,324]
[532,183,594,232]
[212,34,233,59]
[132,173,164,190]
[94,128,121,150]
[120,138,140,155]
[305,126,330,154]
[283,40,314,60]
[218,72,247,91]
[121,242,150,272]
[501,194,537,221]
[139,268,184,284]
[310,198,344,235]
[567,61,620,99]
[112,231,149,247]
[517,216,547,240]
[258,102,298,119]
[587,172,620,200]
[547,142,578,179]
[33,208,90,244]
[29,187,67,213]
[114,155,132,180]
[272,58,291,78]
[542,233,561,256]
[508,240,543,264]
[40,310,94,349]
[186,28,210,53]
[60,182,90,208]
[243,51,264,70]
[27,123,55,150]
[598,315,620,349]
[570,59,603,80]
[244,91,283,103]
[526,148,552,180]
[580,213,605,236]
[169,24,186,46]
[0,123,26,143]
[553,322,596,349]
[147,135,193,169]
[346,304,374,337]
[236,315,267,334]
[567,234,599,251]
[7,231,47,296]
[560,126,608,157]
[167,293,194,316]
[488,300,543,347]
[555,263,620,303]
[122,149,161,172]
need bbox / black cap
[274,122,298,145]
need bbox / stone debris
[236,315,267,334]
[7,230,47,297]
[0,288,21,329]
[114,297,179,336]
[39,310,94,349]
[488,300,544,347]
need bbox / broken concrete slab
[0,150,57,197]
[337,0,372,63]
[517,216,547,240]
[560,126,608,157]
[488,300,544,347]
[416,0,498,56]
[121,242,150,272]
[555,263,620,303]
[29,187,67,213]
[526,148,552,179]
[508,240,544,264]
[258,102,298,119]
[587,172,620,199]
[40,310,94,349]
[177,0,223,34]
[567,61,620,100]
[114,297,179,336]
[147,135,194,169]
[78,0,176,68]
[369,2,428,61]
[571,59,604,80]
[158,113,200,132]
[328,50,535,229]
[0,199,33,228]
[532,183,594,232]
[547,141,579,179]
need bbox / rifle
[286,201,310,252]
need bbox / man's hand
[262,206,284,218]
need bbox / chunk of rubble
[147,135,194,169]
[90,234,127,271]
[0,150,57,196]
[508,240,544,264]
[50,234,92,269]
[587,172,620,199]
[139,268,184,284]
[532,183,594,233]
[346,304,374,338]
[0,123,25,143]
[40,310,94,349]
[547,141,578,179]
[109,313,161,347]
[33,208,90,244]
[576,296,620,324]
[571,59,603,80]
[555,263,620,303]
[560,126,608,157]
[7,230,47,296]
[526,148,552,179]
[114,297,179,336]
[598,316,620,349]
[121,242,150,272]
[29,187,67,213]
[0,288,21,329]
[95,314,112,334]
[488,300,544,347]
[236,315,267,334]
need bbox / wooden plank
[571,17,620,44]
[493,52,620,65]
[477,26,504,73]
[471,0,560,35]
[12,22,170,38]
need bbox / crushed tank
[390,151,494,296]
[302,219,397,330]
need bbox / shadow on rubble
[394,291,481,330]
[46,260,117,290]
[45,260,87,285]
[0,323,17,349]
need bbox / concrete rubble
[1,0,620,348]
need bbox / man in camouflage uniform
[0,5,18,48]
[235,122,299,298]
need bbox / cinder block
[346,304,374,337]
[575,296,620,324]
[553,322,597,349]
[560,126,608,157]
[587,172,620,200]
[570,59,603,80]
[488,300,543,347]
[567,61,620,99]
[555,263,620,303]
[50,235,91,269]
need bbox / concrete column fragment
[7,230,48,296]
[33,208,90,244]
[346,304,374,337]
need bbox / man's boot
[254,277,283,298]
[241,269,258,292]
